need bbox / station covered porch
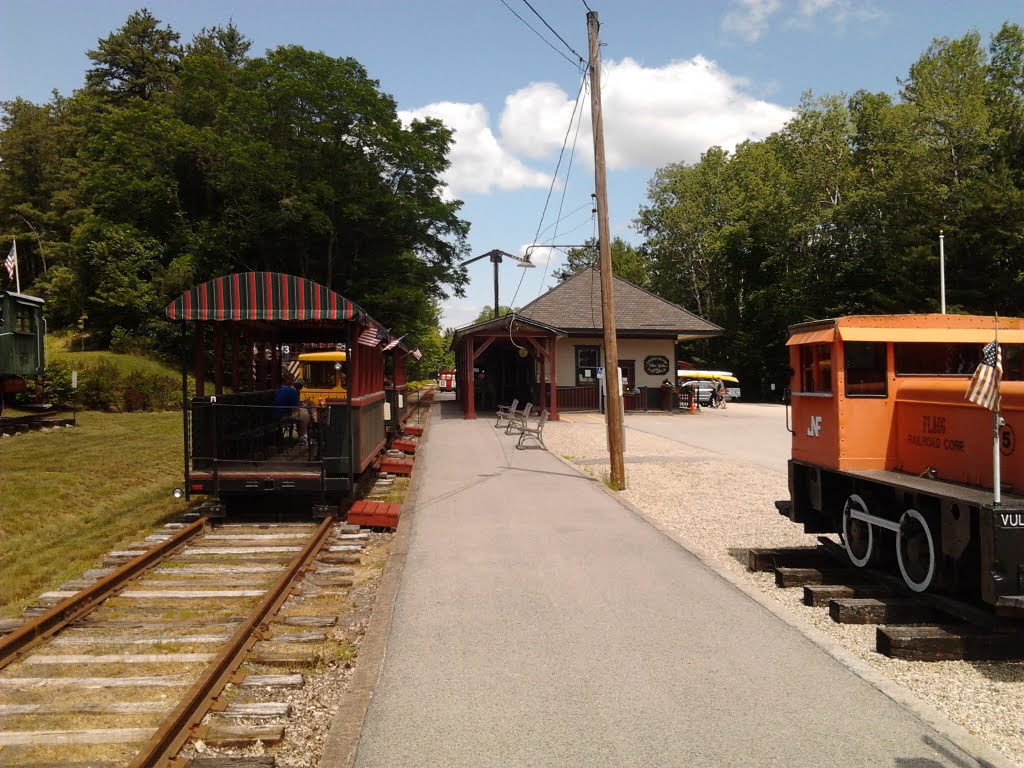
[451,315,565,420]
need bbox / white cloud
[498,56,792,172]
[441,300,484,330]
[398,102,550,198]
[722,0,781,42]
[404,56,792,200]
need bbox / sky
[1,0,1022,329]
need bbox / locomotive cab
[298,350,348,405]
[785,314,1024,610]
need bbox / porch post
[213,322,224,396]
[538,348,547,412]
[256,339,267,391]
[466,336,477,419]
[230,325,241,392]
[549,335,559,421]
[193,321,205,397]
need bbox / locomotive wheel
[842,493,873,567]
[896,508,935,592]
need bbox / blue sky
[2,0,1021,328]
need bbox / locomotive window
[15,306,33,334]
[799,343,832,394]
[844,341,887,397]
[304,362,342,390]
[895,343,1023,381]
[576,345,600,386]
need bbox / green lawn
[0,411,189,616]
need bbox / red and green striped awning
[166,272,366,322]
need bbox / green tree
[552,237,650,287]
[85,9,182,102]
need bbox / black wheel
[896,508,935,592]
[841,493,873,567]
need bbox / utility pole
[587,10,626,489]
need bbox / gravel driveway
[544,403,1024,767]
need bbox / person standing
[713,378,727,409]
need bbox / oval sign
[644,355,670,376]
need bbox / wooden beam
[230,325,241,392]
[214,322,224,396]
[549,335,559,420]
[472,336,495,360]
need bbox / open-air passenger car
[166,272,393,516]
[783,314,1024,612]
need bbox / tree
[472,306,518,324]
[552,237,651,287]
[85,9,182,102]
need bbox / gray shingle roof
[517,267,722,337]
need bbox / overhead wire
[520,0,587,65]
[496,0,582,70]
[508,69,588,312]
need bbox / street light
[460,249,536,321]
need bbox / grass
[0,410,190,616]
[47,332,183,378]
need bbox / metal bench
[515,408,548,450]
[494,398,519,428]
[503,401,532,435]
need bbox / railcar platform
[322,399,1009,768]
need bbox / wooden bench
[515,408,548,450]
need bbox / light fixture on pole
[460,249,535,321]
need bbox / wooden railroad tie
[392,439,418,454]
[828,597,944,625]
[403,425,424,437]
[348,500,401,529]
[773,567,862,588]
[747,546,829,573]
[803,583,895,607]
[877,624,1024,661]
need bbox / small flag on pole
[4,241,16,281]
[382,333,406,352]
[411,348,422,360]
[356,324,383,347]
[966,340,1002,411]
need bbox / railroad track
[0,411,75,436]
[749,540,1024,661]
[0,514,377,766]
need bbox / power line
[520,0,586,64]
[509,70,588,310]
[581,0,593,10]
[496,0,581,69]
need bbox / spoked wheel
[896,508,935,592]
[842,493,873,567]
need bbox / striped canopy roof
[166,272,367,323]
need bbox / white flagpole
[939,230,946,314]
[12,240,20,293]
[994,314,1001,505]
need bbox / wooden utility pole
[587,11,626,489]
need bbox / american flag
[356,324,383,347]
[382,333,406,352]
[4,241,15,281]
[411,348,422,360]
[966,340,1002,411]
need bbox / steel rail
[131,514,337,768]
[0,517,208,670]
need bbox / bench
[494,398,519,428]
[503,402,532,434]
[515,408,548,450]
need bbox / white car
[680,380,739,407]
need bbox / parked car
[679,378,741,408]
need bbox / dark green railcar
[0,292,45,408]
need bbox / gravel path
[544,411,1024,768]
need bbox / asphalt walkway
[343,399,997,768]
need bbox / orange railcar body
[789,314,1024,491]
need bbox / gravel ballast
[544,409,1024,768]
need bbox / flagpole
[993,313,1001,505]
[13,240,20,294]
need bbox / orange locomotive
[782,314,1024,612]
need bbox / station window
[618,360,636,390]
[844,341,887,397]
[576,345,600,386]
[799,343,832,394]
